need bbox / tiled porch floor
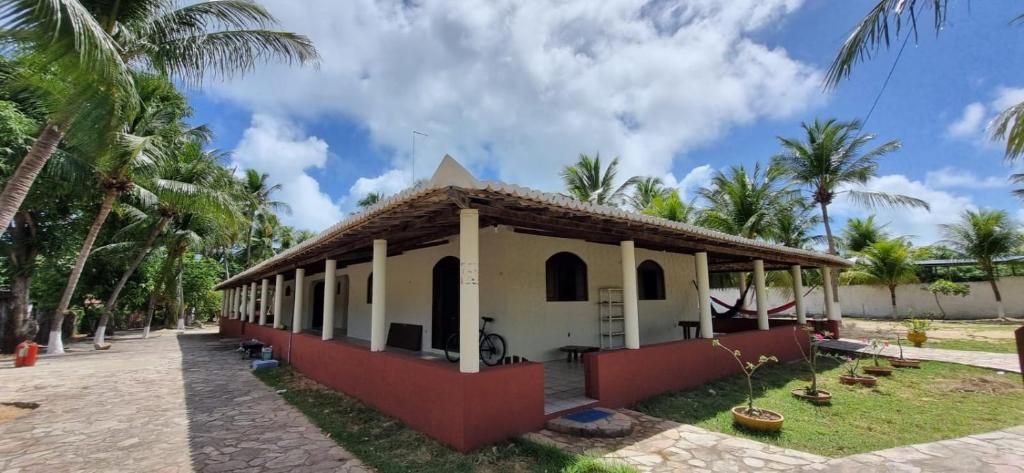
[544,361,596,415]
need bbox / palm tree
[770,199,824,249]
[629,177,669,211]
[0,0,318,235]
[774,118,928,306]
[697,163,792,240]
[560,153,639,206]
[825,1,1024,160]
[839,215,890,255]
[940,209,1023,319]
[842,239,918,318]
[642,189,693,223]
[240,169,288,265]
[357,192,382,208]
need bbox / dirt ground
[842,318,1022,341]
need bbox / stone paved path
[822,338,1021,373]
[528,409,1024,472]
[0,329,368,473]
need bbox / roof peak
[430,155,479,188]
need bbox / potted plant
[791,327,833,404]
[889,334,921,368]
[902,317,931,347]
[862,339,894,376]
[838,354,877,387]
[712,339,783,432]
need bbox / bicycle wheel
[444,333,460,363]
[480,333,507,366]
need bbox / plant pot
[890,358,921,368]
[863,365,894,376]
[731,406,784,432]
[839,374,877,387]
[907,331,927,347]
[791,388,832,405]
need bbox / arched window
[285,285,292,297]
[637,260,665,300]
[546,252,588,301]
[366,273,373,303]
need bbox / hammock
[709,286,817,317]
[694,281,753,319]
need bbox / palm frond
[843,189,930,210]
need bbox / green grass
[634,359,1024,458]
[922,338,1020,354]
[253,367,636,473]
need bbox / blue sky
[186,0,1023,243]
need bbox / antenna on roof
[412,130,428,185]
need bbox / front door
[312,281,325,331]
[432,256,460,349]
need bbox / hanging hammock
[693,281,754,319]
[709,286,818,317]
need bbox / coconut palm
[940,209,1023,319]
[825,1,1024,160]
[642,189,693,223]
[770,199,824,249]
[697,163,792,240]
[561,153,639,206]
[0,0,318,235]
[839,215,891,255]
[842,239,918,318]
[629,177,669,211]
[357,192,382,208]
[241,169,288,265]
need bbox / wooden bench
[559,345,599,363]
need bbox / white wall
[279,225,700,362]
[711,276,1024,319]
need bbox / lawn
[633,358,1024,458]
[843,318,1021,354]
[254,367,636,473]
[923,338,1019,354]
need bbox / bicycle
[444,316,507,366]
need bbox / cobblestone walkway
[527,409,1024,472]
[822,338,1021,373]
[0,329,368,473]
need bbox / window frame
[637,259,666,300]
[545,252,589,302]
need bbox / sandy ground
[842,318,1022,341]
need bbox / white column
[240,285,248,321]
[621,241,640,349]
[221,290,227,318]
[233,287,240,319]
[323,259,337,341]
[791,265,806,324]
[822,266,839,321]
[695,252,713,339]
[292,268,305,334]
[248,282,258,323]
[229,288,237,319]
[753,260,768,330]
[370,240,387,351]
[273,274,284,329]
[459,210,480,373]
[259,279,269,325]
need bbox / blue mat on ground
[564,409,611,423]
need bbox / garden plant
[712,339,782,431]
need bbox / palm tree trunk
[986,268,1006,319]
[47,188,118,354]
[142,289,158,339]
[245,210,256,266]
[818,201,842,306]
[94,216,170,348]
[0,123,64,234]
[889,286,897,319]
[933,293,946,319]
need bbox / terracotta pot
[890,358,921,368]
[791,388,832,405]
[907,331,927,347]
[863,365,894,376]
[839,374,877,387]
[731,406,784,432]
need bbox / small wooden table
[678,321,700,339]
[559,345,599,363]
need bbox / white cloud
[830,174,976,244]
[664,164,715,200]
[207,0,823,193]
[947,102,986,138]
[232,114,344,231]
[345,168,412,207]
[992,86,1024,111]
[924,166,1006,189]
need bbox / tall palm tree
[642,189,693,223]
[697,163,792,240]
[357,192,382,208]
[940,209,1023,319]
[825,1,1024,160]
[770,199,824,249]
[240,169,288,265]
[839,215,890,255]
[629,176,669,211]
[93,142,238,347]
[842,239,918,318]
[0,0,318,234]
[560,153,639,206]
[774,118,928,306]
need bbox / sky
[186,0,1024,244]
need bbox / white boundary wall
[711,276,1024,319]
